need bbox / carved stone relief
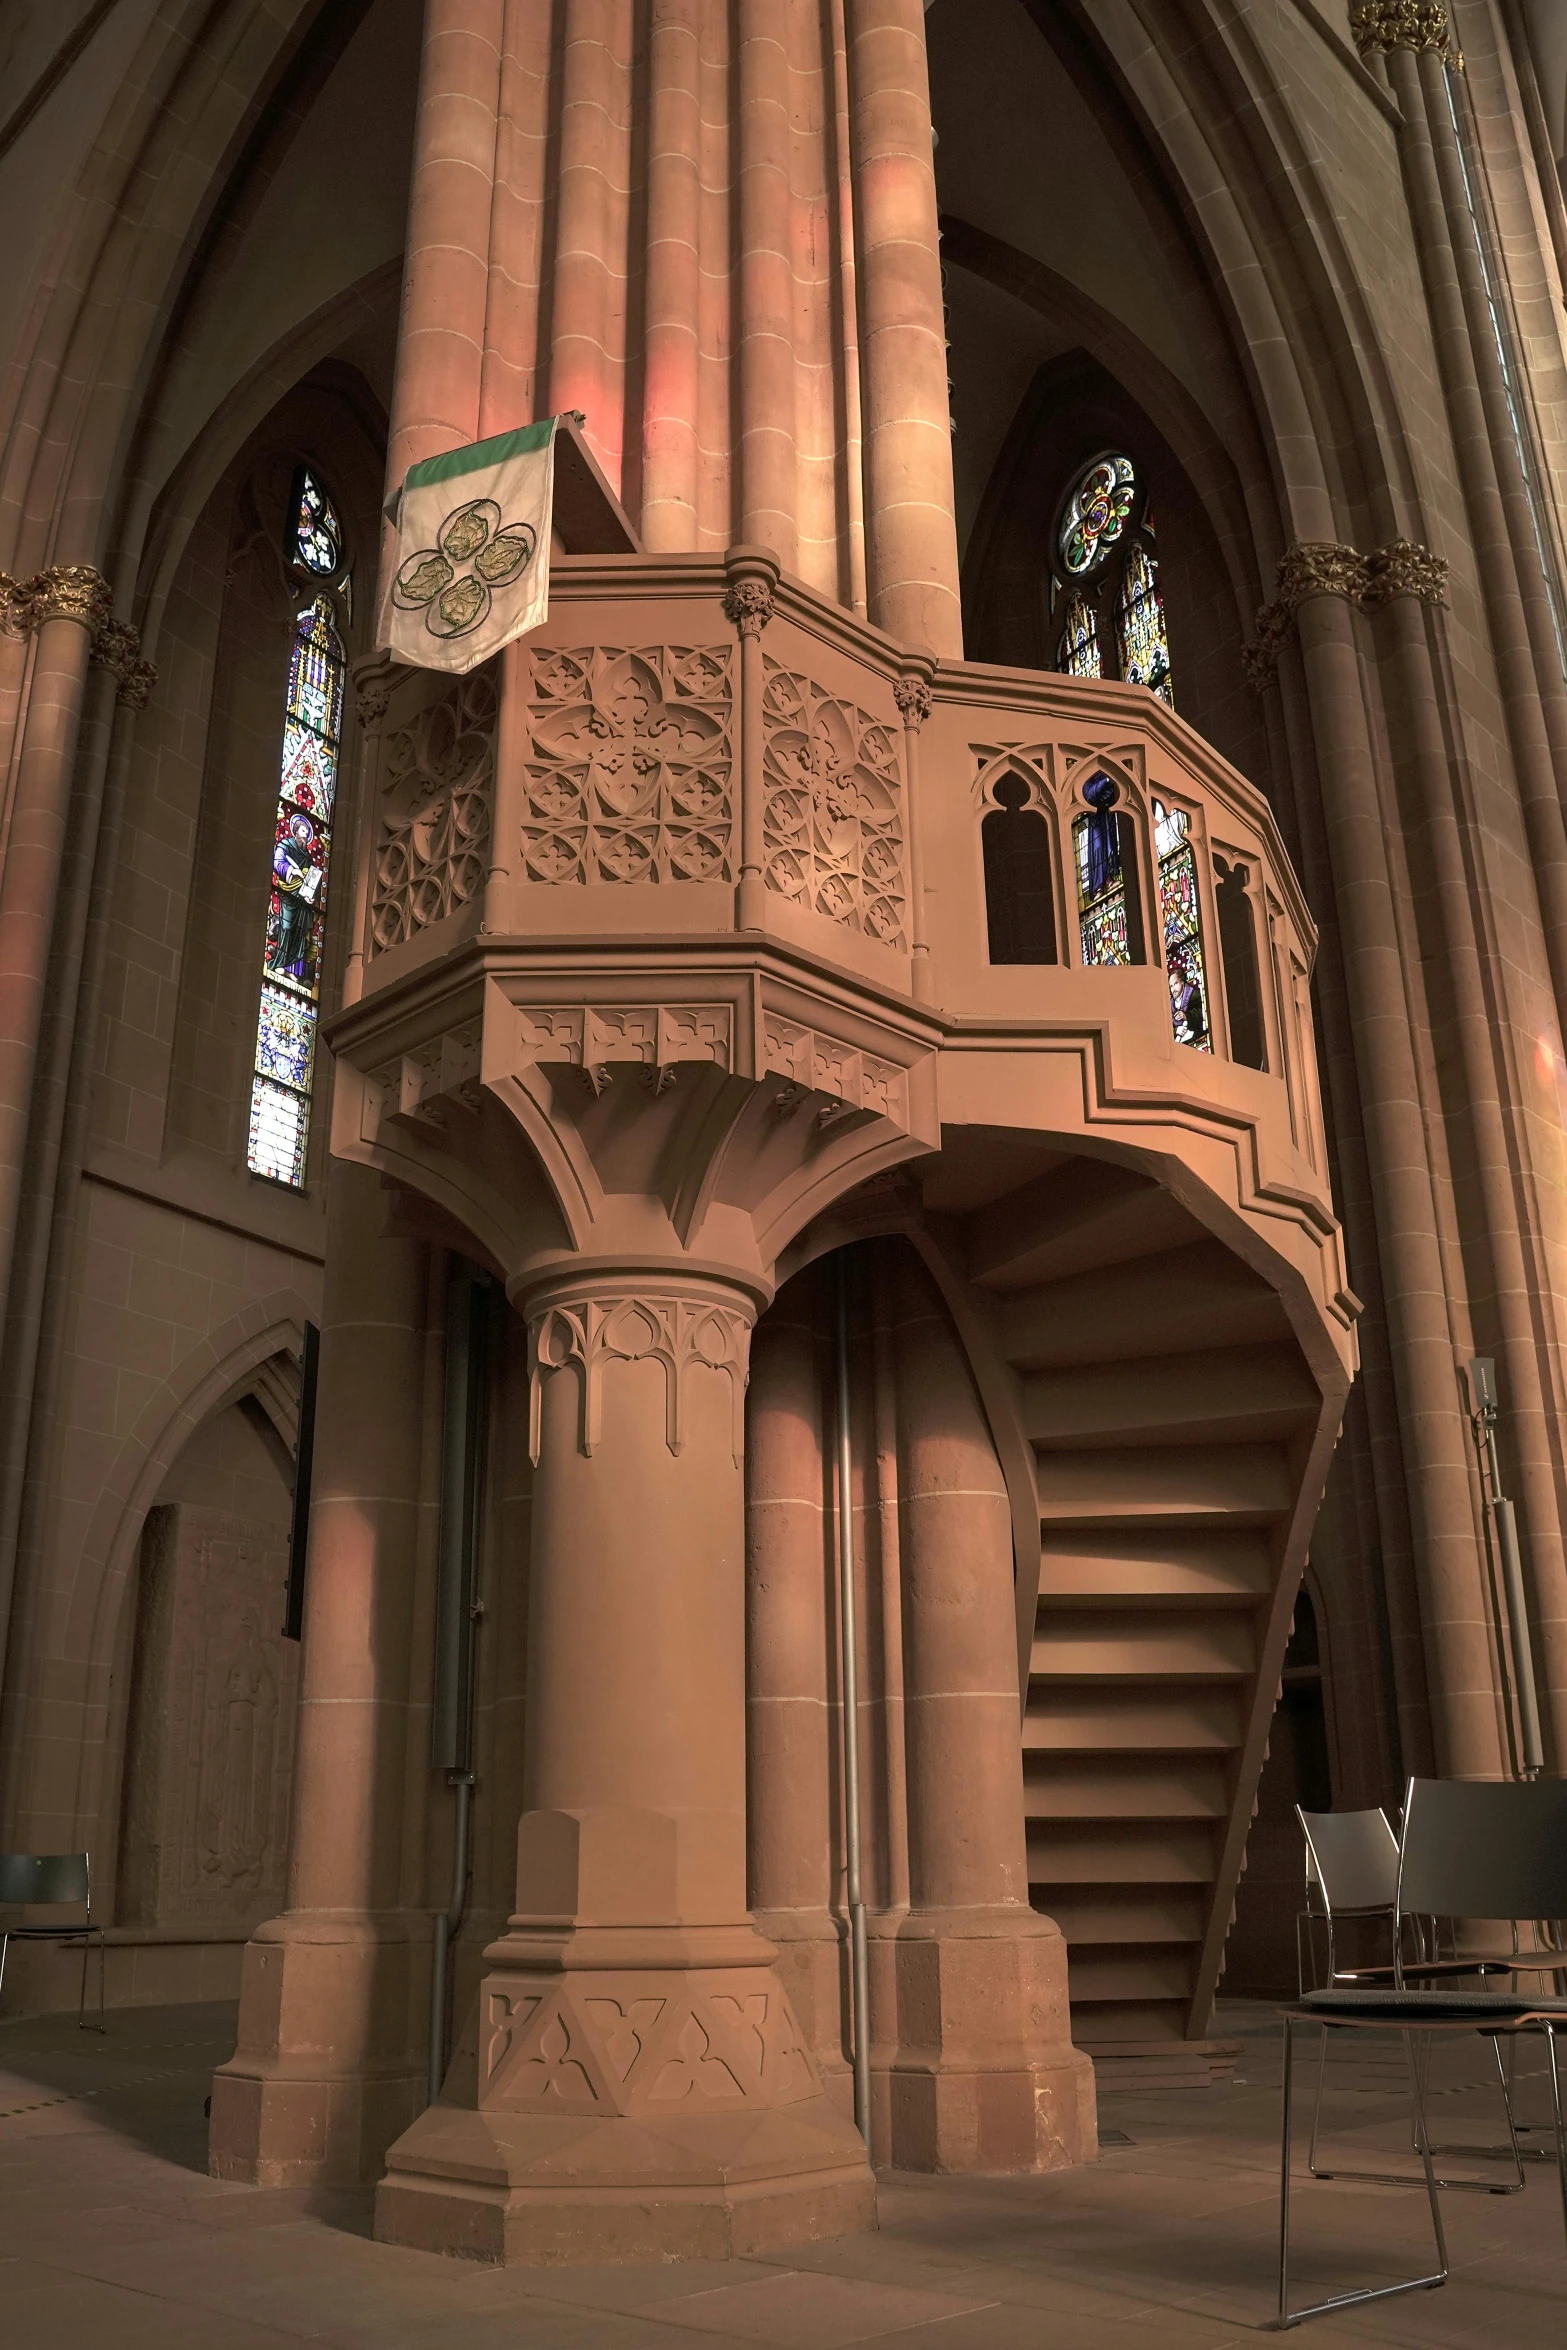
[478,1976,818,2114]
[520,644,734,885]
[763,1017,909,1129]
[118,1505,298,1931]
[761,664,907,947]
[528,1290,753,1464]
[371,670,498,950]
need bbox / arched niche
[961,349,1266,789]
[117,1388,299,1936]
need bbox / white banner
[378,417,556,675]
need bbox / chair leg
[1545,2027,1567,2259]
[1278,2020,1449,2330]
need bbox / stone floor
[1,1999,1563,2345]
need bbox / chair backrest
[0,1852,90,1909]
[1297,1807,1399,1916]
[1397,1777,1567,1924]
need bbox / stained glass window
[1074,773,1133,967]
[1154,797,1210,1051]
[289,466,342,577]
[1059,454,1136,576]
[247,590,346,1185]
[1117,543,1173,705]
[1058,594,1102,680]
[1050,454,1176,704]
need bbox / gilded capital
[29,564,113,633]
[1275,542,1370,608]
[0,573,30,637]
[1349,1,1455,58]
[91,616,158,708]
[1362,538,1449,608]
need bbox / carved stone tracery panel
[521,644,734,886]
[372,671,498,949]
[761,663,907,947]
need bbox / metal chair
[1278,1988,1567,2328]
[1278,1779,1567,2327]
[0,1853,106,2029]
[1296,1803,1523,2192]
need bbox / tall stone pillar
[746,1271,851,2108]
[376,0,960,639]
[886,1255,1094,2171]
[376,1269,873,2265]
[209,1163,435,2183]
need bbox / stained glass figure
[1154,797,1210,1051]
[1059,594,1102,680]
[1074,772,1133,966]
[1117,543,1174,704]
[247,591,345,1185]
[289,467,342,577]
[1059,454,1136,576]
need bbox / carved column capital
[1245,542,1372,685]
[1362,537,1449,608]
[724,578,775,640]
[894,673,933,727]
[28,563,114,633]
[352,649,403,729]
[1275,542,1371,607]
[526,1276,756,1467]
[0,573,30,638]
[1350,1,1455,58]
[90,616,158,708]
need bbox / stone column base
[753,1905,853,2124]
[374,1939,876,2265]
[871,1908,1097,2174]
[208,1915,425,2186]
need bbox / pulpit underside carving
[520,645,734,886]
[372,671,497,950]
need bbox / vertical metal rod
[1545,2028,1567,2256]
[835,1249,872,2148]
[1278,2016,1294,2327]
[428,1772,473,2104]
[1466,1359,1545,1775]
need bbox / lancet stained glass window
[1049,452,1174,706]
[247,573,346,1187]
[1058,593,1102,680]
[1117,543,1173,703]
[1074,773,1134,967]
[289,466,342,577]
[1154,796,1211,1050]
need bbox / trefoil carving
[519,644,734,886]
[371,670,497,949]
[761,663,907,947]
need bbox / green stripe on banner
[405,416,556,493]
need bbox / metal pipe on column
[1466,1357,1546,1777]
[834,1248,872,2145]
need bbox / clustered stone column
[210,1163,436,2183]
[883,1250,1093,2169]
[743,1247,1094,2173]
[375,1270,873,2263]
[377,0,961,647]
